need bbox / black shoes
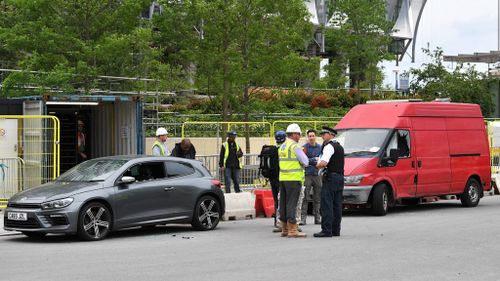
[313,231,340,237]
[313,232,333,238]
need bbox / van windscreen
[336,129,390,157]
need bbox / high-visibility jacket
[152,140,167,156]
[278,139,304,182]
[223,141,243,168]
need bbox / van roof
[336,102,483,129]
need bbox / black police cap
[320,126,337,135]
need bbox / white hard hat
[286,123,302,134]
[156,127,168,136]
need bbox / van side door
[412,118,452,196]
[383,129,417,198]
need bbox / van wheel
[460,178,481,207]
[371,184,389,216]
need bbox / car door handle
[417,160,422,168]
[164,187,175,191]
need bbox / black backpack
[258,145,279,178]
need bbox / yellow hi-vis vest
[278,139,304,182]
[152,140,166,156]
[223,141,243,168]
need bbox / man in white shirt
[314,126,345,238]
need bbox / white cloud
[384,0,498,87]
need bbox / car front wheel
[77,202,112,241]
[191,195,220,231]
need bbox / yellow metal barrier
[271,119,341,143]
[0,115,60,204]
[181,121,273,155]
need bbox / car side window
[166,161,195,178]
[386,130,411,158]
[123,162,166,182]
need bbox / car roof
[90,155,201,164]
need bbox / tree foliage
[154,0,316,121]
[0,0,178,95]
[408,47,494,117]
[322,0,393,89]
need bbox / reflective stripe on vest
[152,140,165,156]
[223,142,243,168]
[278,139,304,182]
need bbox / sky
[382,0,498,88]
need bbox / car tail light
[211,180,221,189]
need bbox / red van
[335,101,491,215]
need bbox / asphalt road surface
[1,196,499,281]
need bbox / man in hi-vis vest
[219,131,243,193]
[278,124,309,238]
[152,127,169,156]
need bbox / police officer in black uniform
[314,126,345,238]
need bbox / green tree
[324,0,393,91]
[408,47,494,117]
[155,0,315,122]
[0,0,167,96]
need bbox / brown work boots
[287,222,306,238]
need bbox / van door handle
[417,160,422,168]
[164,187,175,191]
[411,161,415,168]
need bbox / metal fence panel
[196,154,264,188]
[0,115,60,202]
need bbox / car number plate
[7,212,28,221]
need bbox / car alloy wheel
[78,202,112,241]
[193,196,220,231]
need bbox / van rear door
[412,117,451,196]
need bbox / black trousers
[269,177,280,210]
[320,173,344,235]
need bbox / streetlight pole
[393,67,399,91]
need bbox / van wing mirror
[389,149,399,163]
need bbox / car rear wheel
[191,195,220,231]
[460,178,481,207]
[77,202,112,241]
[371,184,389,216]
[22,231,47,239]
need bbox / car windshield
[57,159,128,182]
[335,129,390,157]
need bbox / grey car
[4,156,225,241]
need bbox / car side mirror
[120,176,136,184]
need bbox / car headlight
[41,198,74,210]
[344,175,364,185]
